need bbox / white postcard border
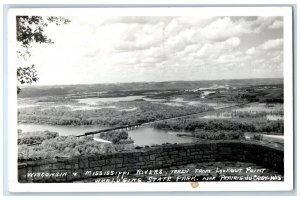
[7,6,294,192]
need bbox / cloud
[244,38,283,59]
[165,16,254,45]
[164,16,217,37]
[250,16,278,31]
[215,51,248,64]
[246,47,256,55]
[201,17,253,41]
[268,20,283,29]
[163,16,280,57]
[24,16,284,85]
[76,16,174,28]
[224,37,241,47]
[189,37,241,60]
[260,38,283,50]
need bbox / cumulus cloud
[24,16,284,85]
[190,37,241,60]
[201,17,253,41]
[260,38,283,50]
[246,47,256,55]
[250,16,278,32]
[268,20,283,29]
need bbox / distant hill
[18,78,283,98]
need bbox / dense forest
[18,102,213,126]
[191,130,244,140]
[152,118,284,134]
[18,135,135,160]
[99,130,134,144]
[18,130,58,145]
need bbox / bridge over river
[75,103,249,138]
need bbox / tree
[16,16,70,94]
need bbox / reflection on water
[171,98,232,109]
[128,127,194,146]
[77,96,145,105]
[244,132,284,146]
[201,91,215,98]
[119,107,138,112]
[18,123,109,136]
[18,95,231,111]
[18,124,194,146]
[18,105,40,109]
[201,113,232,119]
[143,98,165,102]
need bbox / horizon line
[19,77,284,88]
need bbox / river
[18,123,194,146]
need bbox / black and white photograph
[8,7,294,192]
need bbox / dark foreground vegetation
[18,134,135,160]
[18,129,135,160]
[18,130,58,145]
[99,130,134,144]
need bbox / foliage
[229,110,283,119]
[205,85,283,103]
[193,130,244,140]
[17,65,38,84]
[18,135,135,160]
[16,16,70,94]
[253,134,263,141]
[18,101,212,126]
[18,130,58,145]
[16,16,70,49]
[152,118,284,133]
[99,130,133,144]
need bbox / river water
[18,123,194,146]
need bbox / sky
[16,16,284,85]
